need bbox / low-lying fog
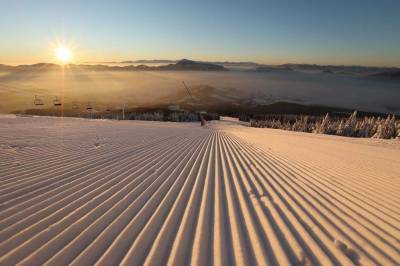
[0,69,399,114]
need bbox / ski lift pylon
[182,81,206,126]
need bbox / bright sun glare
[55,46,72,64]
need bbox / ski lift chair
[86,102,93,110]
[33,95,44,106]
[53,96,62,106]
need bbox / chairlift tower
[182,81,206,126]
[86,102,94,119]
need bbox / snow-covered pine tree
[342,110,358,137]
[314,113,330,134]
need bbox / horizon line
[1,59,399,69]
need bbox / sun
[55,46,72,64]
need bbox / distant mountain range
[0,59,227,72]
[279,63,400,76]
[370,71,400,79]
[255,65,293,72]
[95,59,259,68]
[101,59,178,64]
[92,59,399,72]
[1,60,399,78]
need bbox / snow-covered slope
[0,116,399,265]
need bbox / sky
[0,0,399,66]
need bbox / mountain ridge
[0,59,227,72]
[1,60,399,76]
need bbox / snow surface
[0,115,399,265]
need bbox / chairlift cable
[182,81,196,103]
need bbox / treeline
[123,111,219,122]
[18,108,219,122]
[248,111,400,139]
